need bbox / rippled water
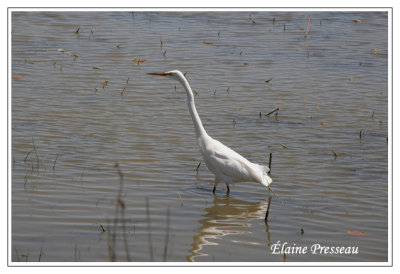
[11,11,389,263]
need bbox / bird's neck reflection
[186,194,268,262]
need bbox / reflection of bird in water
[186,195,269,262]
[148,70,272,194]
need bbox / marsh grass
[268,152,272,174]
[145,197,154,262]
[305,15,311,37]
[108,163,131,262]
[163,208,170,262]
[196,162,201,174]
[264,195,273,222]
[31,137,40,171]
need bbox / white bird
[148,70,272,194]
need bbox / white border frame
[6,6,393,267]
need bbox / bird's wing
[205,138,262,183]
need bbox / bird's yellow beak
[147,72,170,76]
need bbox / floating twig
[265,108,279,117]
[280,143,288,149]
[101,81,109,89]
[121,76,130,96]
[52,154,59,172]
[249,14,256,24]
[57,49,79,59]
[131,58,147,64]
[99,223,106,233]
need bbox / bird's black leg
[226,183,230,194]
[213,179,219,194]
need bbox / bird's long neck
[177,75,208,138]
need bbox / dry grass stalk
[305,15,311,37]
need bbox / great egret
[148,70,272,194]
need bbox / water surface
[11,11,388,263]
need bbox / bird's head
[147,70,183,80]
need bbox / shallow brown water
[11,11,388,263]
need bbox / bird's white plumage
[198,135,271,187]
[148,70,272,193]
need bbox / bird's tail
[258,165,272,188]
